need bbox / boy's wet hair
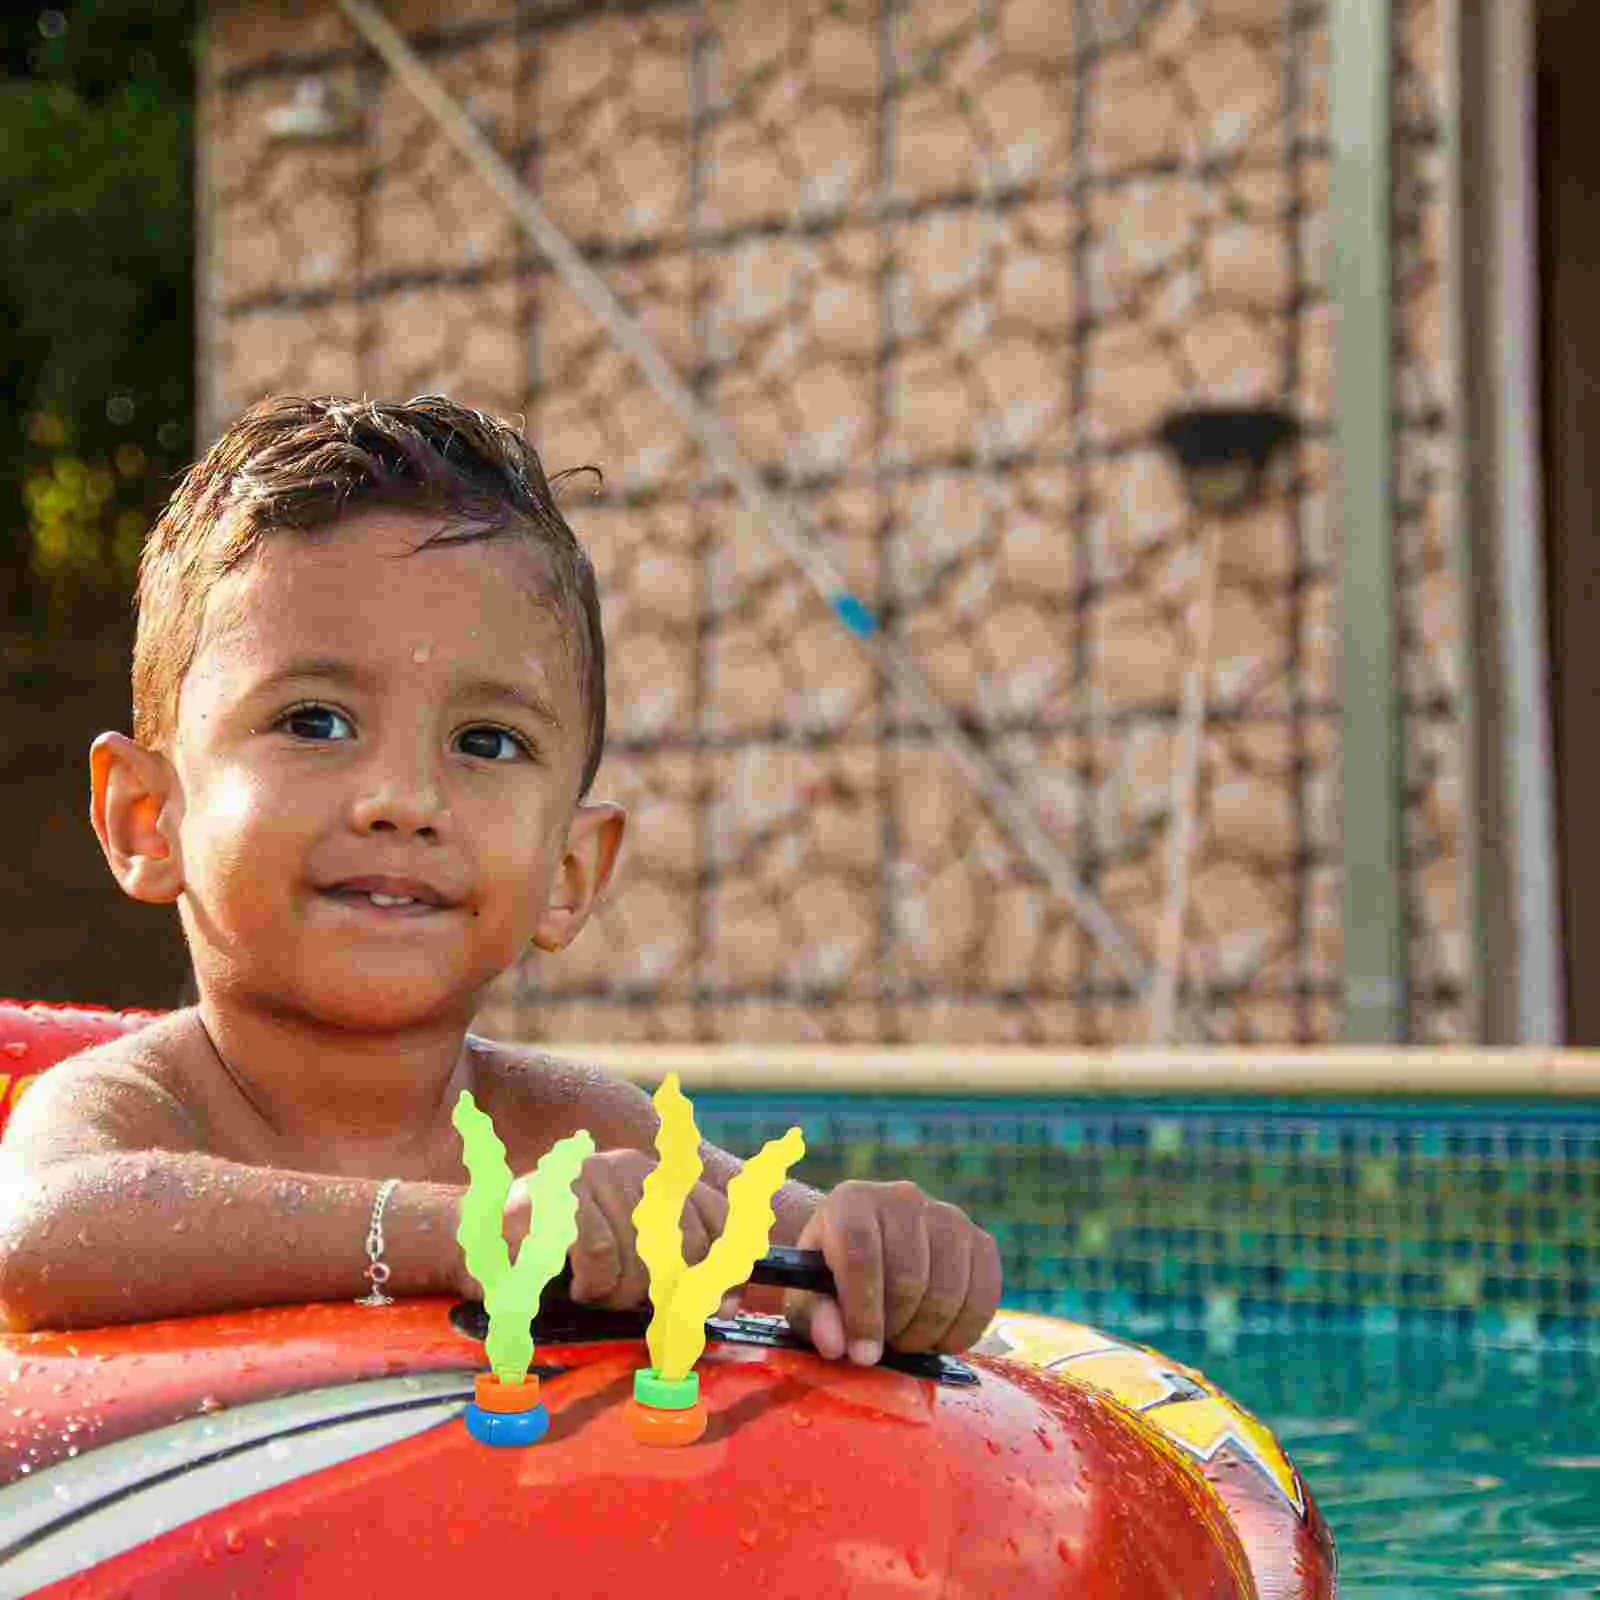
[133,393,608,797]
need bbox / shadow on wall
[4,621,192,1008]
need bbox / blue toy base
[464,1400,551,1447]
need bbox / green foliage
[1,1,198,632]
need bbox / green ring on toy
[633,1367,699,1410]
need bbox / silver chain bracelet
[356,1177,401,1306]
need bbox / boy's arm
[0,1063,465,1333]
[547,1061,821,1317]
[553,1059,823,1244]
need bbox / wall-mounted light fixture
[1144,402,1300,1047]
[1155,405,1300,515]
[264,76,365,143]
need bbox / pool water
[1135,1325,1600,1595]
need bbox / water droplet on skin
[172,1220,187,1232]
[412,643,431,664]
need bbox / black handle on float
[745,1244,837,1297]
[549,1245,837,1301]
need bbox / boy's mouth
[319,875,455,912]
[322,888,443,916]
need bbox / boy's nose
[348,748,449,835]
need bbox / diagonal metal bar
[333,0,1211,1041]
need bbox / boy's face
[115,509,619,1031]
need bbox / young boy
[0,393,1002,1359]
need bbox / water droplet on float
[984,1437,1001,1455]
[905,1548,928,1579]
[738,1527,760,1548]
[1056,1537,1075,1566]
[225,1528,246,1554]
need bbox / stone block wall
[196,0,1467,1044]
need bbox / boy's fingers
[683,1182,728,1265]
[939,1226,1004,1354]
[583,1168,650,1308]
[692,1180,730,1236]
[893,1203,973,1352]
[785,1290,846,1360]
[879,1187,932,1345]
[681,1202,711,1265]
[567,1184,622,1303]
[828,1201,887,1364]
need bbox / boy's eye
[280,704,353,742]
[276,704,530,762]
[457,726,529,762]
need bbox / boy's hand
[498,1149,731,1311]
[783,1180,1002,1365]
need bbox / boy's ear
[89,732,185,905]
[530,800,626,953]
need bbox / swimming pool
[685,1091,1600,1592]
[1140,1325,1600,1595]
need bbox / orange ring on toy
[627,1396,708,1446]
[474,1372,542,1413]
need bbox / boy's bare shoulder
[0,1010,208,1173]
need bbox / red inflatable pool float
[0,1000,1337,1597]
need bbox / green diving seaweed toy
[627,1072,804,1446]
[452,1089,593,1447]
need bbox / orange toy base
[627,1396,708,1447]
[474,1373,543,1414]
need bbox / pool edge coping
[497,1044,1600,1099]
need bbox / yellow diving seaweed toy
[452,1089,594,1447]
[628,1072,805,1446]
